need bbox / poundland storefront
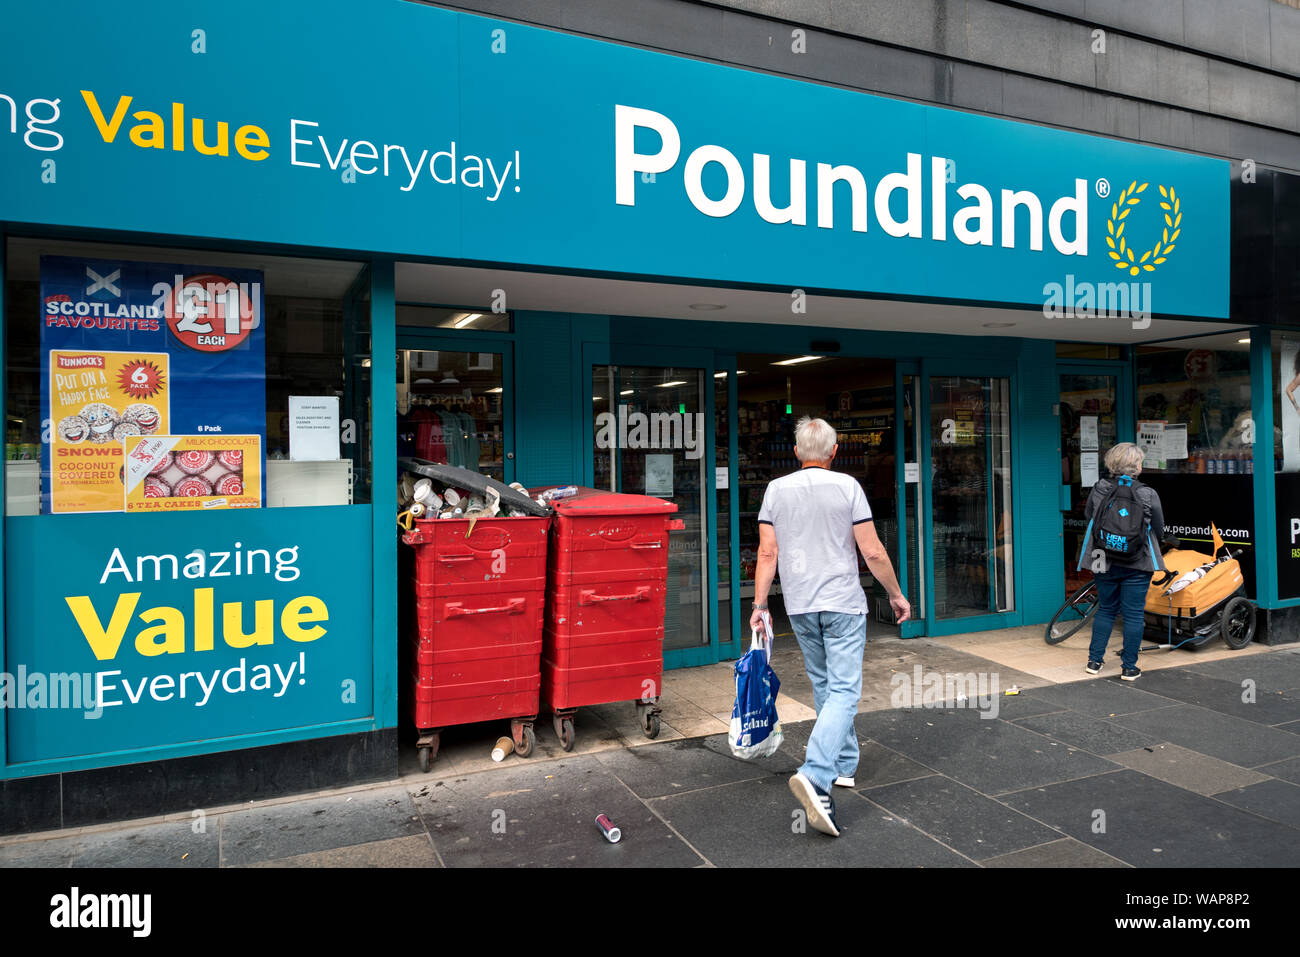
[3,0,1285,826]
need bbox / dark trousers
[1087,565,1150,670]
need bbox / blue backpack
[1092,475,1147,560]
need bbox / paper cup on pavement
[491,736,515,762]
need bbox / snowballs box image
[48,349,170,513]
[123,435,262,511]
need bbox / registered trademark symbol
[1095,178,1110,198]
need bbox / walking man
[750,416,911,837]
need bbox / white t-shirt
[757,466,873,616]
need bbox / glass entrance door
[592,364,710,660]
[396,337,511,482]
[928,375,1015,620]
[1059,372,1119,596]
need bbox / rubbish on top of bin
[536,485,578,505]
[398,457,551,517]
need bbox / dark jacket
[1079,475,1166,574]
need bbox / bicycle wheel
[1045,581,1100,644]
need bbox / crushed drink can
[595,813,621,843]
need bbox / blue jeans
[789,611,867,792]
[1087,565,1150,670]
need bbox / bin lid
[399,458,552,517]
[529,485,679,516]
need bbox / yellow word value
[65,587,327,661]
[80,90,270,161]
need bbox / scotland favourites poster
[40,256,266,513]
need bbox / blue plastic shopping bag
[728,627,783,759]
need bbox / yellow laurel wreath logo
[1105,181,1180,276]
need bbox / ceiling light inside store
[689,303,726,311]
[453,312,482,328]
[486,387,503,394]
[657,380,688,388]
[714,371,727,378]
[772,356,821,366]
[1237,338,1250,344]
[620,389,634,395]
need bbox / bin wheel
[1221,597,1256,650]
[641,709,661,739]
[554,715,575,751]
[417,733,440,772]
[515,724,535,758]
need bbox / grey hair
[795,416,837,463]
[1104,442,1145,476]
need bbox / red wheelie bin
[402,513,550,770]
[531,486,684,750]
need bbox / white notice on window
[904,462,920,483]
[1163,423,1188,460]
[289,395,341,462]
[715,466,729,490]
[1080,452,1099,488]
[1080,416,1099,452]
[1137,420,1166,470]
[645,454,674,497]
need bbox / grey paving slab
[70,820,219,868]
[1011,710,1164,755]
[1279,720,1300,735]
[0,819,219,868]
[219,785,426,867]
[981,837,1130,868]
[1121,668,1300,726]
[1109,704,1300,769]
[1109,744,1271,797]
[1000,769,1300,867]
[853,707,1118,795]
[411,756,702,868]
[246,834,440,868]
[1256,756,1300,786]
[1182,651,1300,694]
[651,774,976,867]
[0,834,84,867]
[1210,779,1300,831]
[593,733,796,799]
[1021,678,1181,718]
[861,775,1062,860]
[850,742,938,789]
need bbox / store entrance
[734,354,901,640]
[1058,371,1120,597]
[591,363,711,666]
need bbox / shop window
[396,304,512,333]
[3,237,371,515]
[1135,335,1254,595]
[1272,331,1300,600]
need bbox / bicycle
[1044,579,1099,644]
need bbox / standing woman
[1080,442,1166,680]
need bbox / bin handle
[630,541,663,550]
[579,586,651,605]
[445,597,527,618]
[437,554,475,564]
